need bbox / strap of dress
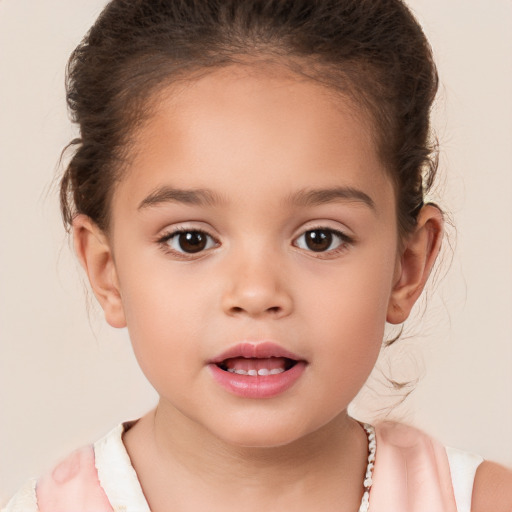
[446,447,483,512]
[370,422,459,512]
[36,445,114,512]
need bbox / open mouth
[208,343,306,397]
[216,356,298,376]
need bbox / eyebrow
[288,187,376,211]
[138,186,225,209]
[138,185,375,211]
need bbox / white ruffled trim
[94,423,150,512]
[446,446,483,512]
[1,478,38,512]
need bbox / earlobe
[72,215,127,328]
[387,205,444,324]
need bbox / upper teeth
[227,368,285,376]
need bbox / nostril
[222,286,292,318]
[230,305,281,315]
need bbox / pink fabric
[36,445,113,512]
[370,422,458,512]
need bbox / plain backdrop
[1,0,511,504]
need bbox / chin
[207,414,316,449]
[219,429,303,449]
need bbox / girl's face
[103,65,401,447]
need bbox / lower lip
[208,362,307,399]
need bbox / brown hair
[60,0,439,236]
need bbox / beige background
[1,0,511,503]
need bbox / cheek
[115,255,210,378]
[300,246,397,362]
[306,250,396,321]
[119,249,208,326]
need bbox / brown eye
[294,228,350,253]
[165,230,217,254]
[304,229,332,252]
[178,232,207,253]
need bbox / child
[2,0,511,511]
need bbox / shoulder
[371,422,458,510]
[471,460,512,512]
[37,444,114,512]
[2,437,117,512]
[3,421,147,512]
[373,422,493,512]
[375,422,512,512]
[1,446,108,512]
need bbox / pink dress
[2,421,483,512]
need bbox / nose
[221,251,293,319]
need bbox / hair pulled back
[61,0,439,236]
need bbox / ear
[72,215,126,328]
[387,205,444,324]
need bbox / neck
[124,402,369,512]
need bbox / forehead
[113,63,394,215]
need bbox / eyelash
[157,226,353,259]
[293,227,353,257]
[157,228,219,259]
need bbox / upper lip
[209,342,304,364]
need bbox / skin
[74,63,448,511]
[472,462,512,512]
